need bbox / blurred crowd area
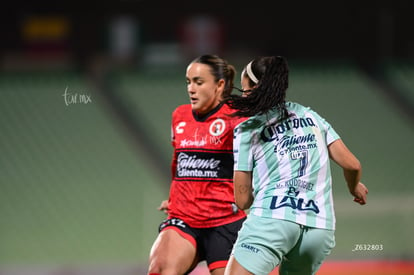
[0,1,413,72]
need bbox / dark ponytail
[225,56,289,121]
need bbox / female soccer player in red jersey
[147,55,247,275]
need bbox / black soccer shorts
[159,217,246,271]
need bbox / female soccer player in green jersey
[224,56,368,275]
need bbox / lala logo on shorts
[209,118,226,136]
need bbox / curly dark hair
[224,56,290,121]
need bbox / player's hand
[351,182,368,205]
[158,200,169,214]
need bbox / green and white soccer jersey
[234,102,340,230]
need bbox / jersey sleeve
[320,116,340,145]
[309,108,340,145]
[325,122,340,145]
[233,121,254,171]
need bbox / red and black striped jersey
[167,103,247,228]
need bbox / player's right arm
[233,171,253,210]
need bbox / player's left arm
[233,171,253,209]
[328,139,368,205]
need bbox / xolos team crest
[209,118,226,136]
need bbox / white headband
[245,61,259,84]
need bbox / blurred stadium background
[0,1,413,274]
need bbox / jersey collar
[192,103,223,122]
